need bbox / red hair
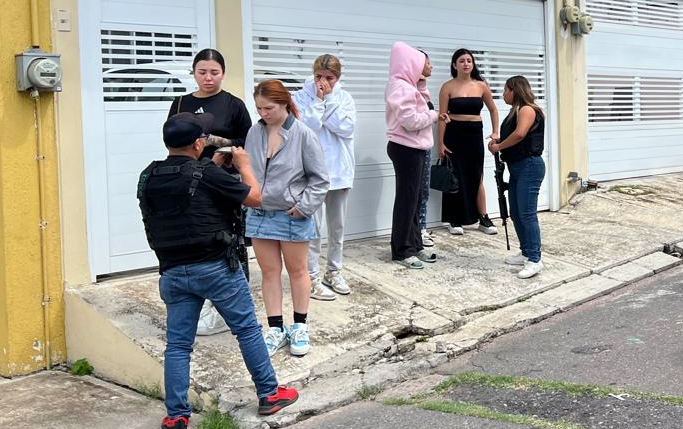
[253,79,300,118]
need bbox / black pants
[387,141,424,260]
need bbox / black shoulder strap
[137,161,161,200]
[188,158,213,196]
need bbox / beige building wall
[216,0,247,99]
[554,0,588,204]
[52,0,91,286]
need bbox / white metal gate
[246,0,553,239]
[586,0,683,181]
[79,0,214,278]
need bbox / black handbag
[429,156,460,193]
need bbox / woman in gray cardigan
[245,79,329,358]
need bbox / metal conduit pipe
[30,0,52,370]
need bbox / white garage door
[79,0,213,278]
[586,0,683,181]
[248,0,553,239]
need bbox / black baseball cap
[162,112,215,148]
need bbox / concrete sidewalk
[51,173,683,428]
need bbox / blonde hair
[312,54,342,78]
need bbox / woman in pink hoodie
[385,41,439,269]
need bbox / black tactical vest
[137,158,231,250]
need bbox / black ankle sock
[293,311,307,324]
[267,315,284,330]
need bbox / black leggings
[387,141,424,260]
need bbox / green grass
[435,372,683,406]
[381,372,683,429]
[418,400,586,429]
[608,185,656,196]
[357,385,383,400]
[70,358,94,376]
[382,397,419,406]
[134,382,163,400]
[195,407,239,429]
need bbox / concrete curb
[235,250,682,428]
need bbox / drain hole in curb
[394,328,419,340]
[664,244,683,259]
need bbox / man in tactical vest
[138,112,298,429]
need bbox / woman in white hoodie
[293,55,357,301]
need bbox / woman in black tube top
[437,48,499,235]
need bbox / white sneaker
[517,260,543,279]
[447,224,464,235]
[289,323,310,356]
[196,303,229,336]
[421,230,434,247]
[505,252,527,266]
[323,270,350,295]
[310,276,336,301]
[264,326,289,357]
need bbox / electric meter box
[15,50,63,92]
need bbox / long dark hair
[192,48,226,73]
[450,48,483,81]
[505,75,544,120]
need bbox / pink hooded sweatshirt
[385,41,438,150]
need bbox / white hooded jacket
[293,77,356,190]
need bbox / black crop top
[448,97,484,115]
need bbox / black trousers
[387,141,424,260]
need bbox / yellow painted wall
[52,0,91,286]
[555,0,588,204]
[216,0,247,99]
[0,0,66,376]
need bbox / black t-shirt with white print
[168,90,252,159]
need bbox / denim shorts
[245,208,317,242]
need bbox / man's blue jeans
[507,156,545,263]
[159,257,278,417]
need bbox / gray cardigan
[245,114,329,218]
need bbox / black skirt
[441,121,483,226]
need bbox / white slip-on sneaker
[421,229,434,247]
[505,252,527,266]
[517,260,543,279]
[310,276,336,301]
[447,224,464,235]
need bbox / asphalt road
[289,265,683,429]
[439,264,683,396]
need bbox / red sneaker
[258,385,299,415]
[161,415,189,429]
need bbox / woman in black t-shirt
[488,75,545,280]
[168,48,252,156]
[168,48,253,336]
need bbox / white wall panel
[251,0,551,239]
[586,0,683,181]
